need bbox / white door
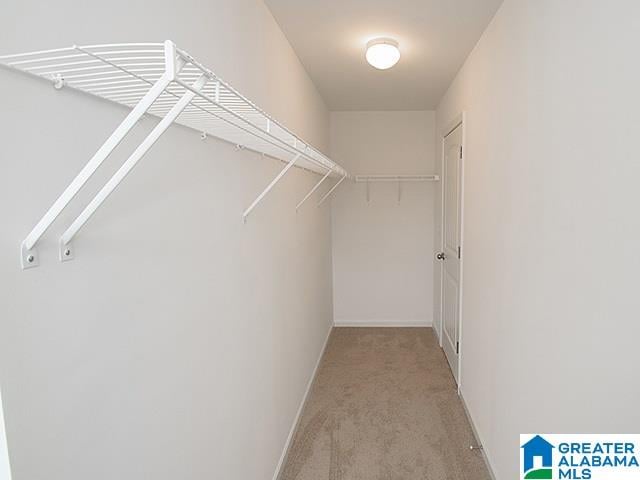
[440,123,463,383]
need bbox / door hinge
[459,145,463,158]
[458,246,461,259]
[456,341,460,354]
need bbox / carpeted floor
[278,327,491,480]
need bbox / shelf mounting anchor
[53,73,65,90]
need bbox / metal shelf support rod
[242,152,301,222]
[18,40,179,269]
[58,72,208,258]
[318,174,347,206]
[296,168,332,212]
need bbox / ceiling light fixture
[365,38,400,70]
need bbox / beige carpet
[279,327,491,480]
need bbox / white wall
[435,0,640,478]
[331,111,436,326]
[0,2,333,479]
[0,389,10,480]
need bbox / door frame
[438,111,466,389]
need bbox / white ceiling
[264,0,503,111]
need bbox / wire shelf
[1,41,350,268]
[0,42,347,177]
[354,175,439,204]
[355,175,439,182]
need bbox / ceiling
[264,0,503,111]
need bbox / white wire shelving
[354,174,440,203]
[0,40,349,269]
[355,174,439,182]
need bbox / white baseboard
[433,321,441,344]
[271,324,333,480]
[334,319,432,328]
[459,391,497,480]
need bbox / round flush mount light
[365,38,400,70]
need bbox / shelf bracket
[318,173,347,206]
[296,168,332,212]
[58,72,209,259]
[242,152,301,222]
[19,40,179,269]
